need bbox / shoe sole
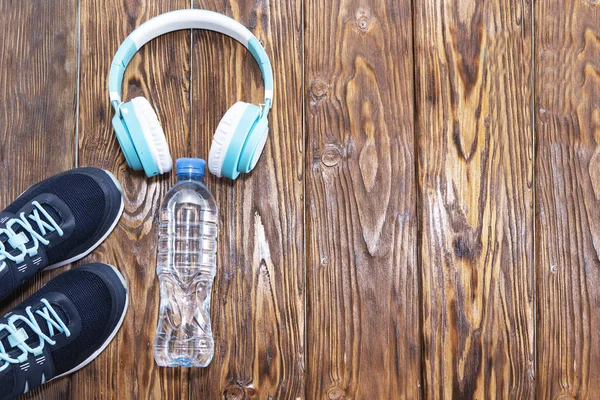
[51,264,129,380]
[44,170,124,270]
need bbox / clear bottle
[154,158,218,367]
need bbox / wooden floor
[1,0,599,399]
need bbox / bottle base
[155,360,210,368]
[154,347,214,368]
[154,357,212,368]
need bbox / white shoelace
[0,298,71,372]
[0,201,64,272]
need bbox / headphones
[108,9,274,179]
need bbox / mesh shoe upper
[0,264,128,399]
[3,168,122,264]
[0,168,123,300]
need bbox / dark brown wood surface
[535,0,600,398]
[0,0,598,399]
[414,0,535,398]
[304,0,421,398]
[75,0,192,398]
[188,0,304,399]
[0,1,78,398]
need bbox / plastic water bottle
[154,158,218,367]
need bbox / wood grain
[6,0,600,397]
[535,0,600,398]
[74,0,191,398]
[414,0,535,398]
[0,0,77,241]
[0,1,78,399]
[189,1,305,399]
[305,0,421,398]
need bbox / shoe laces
[0,298,71,372]
[0,201,64,272]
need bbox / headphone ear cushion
[208,102,252,177]
[131,97,173,174]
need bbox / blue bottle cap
[176,158,206,179]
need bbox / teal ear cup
[118,102,160,177]
[219,104,262,180]
[112,113,143,171]
[238,116,268,174]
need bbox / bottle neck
[177,173,204,182]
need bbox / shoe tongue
[40,204,63,228]
[24,203,63,237]
[1,303,69,352]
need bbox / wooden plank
[76,0,191,398]
[305,0,421,398]
[187,1,305,398]
[414,0,535,398]
[0,1,78,398]
[535,0,600,398]
[0,2,78,252]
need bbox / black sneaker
[0,263,128,399]
[0,168,124,301]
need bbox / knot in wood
[327,386,346,399]
[321,144,343,167]
[310,79,329,99]
[223,387,243,399]
[358,17,369,31]
[452,234,480,260]
[355,9,373,33]
[223,384,254,399]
